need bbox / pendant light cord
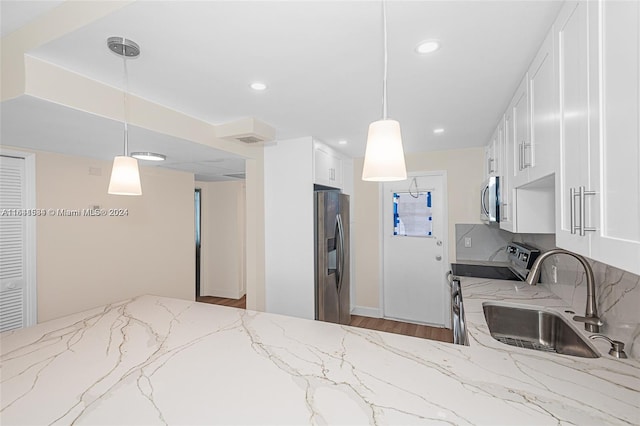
[122,56,130,156]
[382,0,388,120]
[409,177,419,198]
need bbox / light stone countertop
[0,281,638,425]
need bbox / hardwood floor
[197,295,246,309]
[197,295,453,344]
[349,315,453,343]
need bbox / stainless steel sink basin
[483,303,599,358]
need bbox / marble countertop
[1,282,638,425]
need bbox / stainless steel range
[451,242,541,282]
[450,242,541,345]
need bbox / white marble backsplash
[455,224,640,360]
[455,223,513,262]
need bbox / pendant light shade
[108,156,142,195]
[106,36,143,196]
[362,0,407,182]
[362,119,407,181]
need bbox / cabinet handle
[519,142,524,171]
[579,186,597,236]
[570,187,577,234]
[522,143,532,168]
[488,158,495,174]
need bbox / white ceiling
[1,0,563,167]
[0,0,64,37]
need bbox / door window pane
[393,192,433,237]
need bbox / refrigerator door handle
[336,213,345,293]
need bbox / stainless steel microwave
[481,176,500,223]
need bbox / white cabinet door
[485,129,498,178]
[555,0,592,256]
[313,142,342,189]
[486,123,501,178]
[511,75,530,188]
[590,0,640,275]
[500,112,515,232]
[528,30,558,182]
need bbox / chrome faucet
[525,249,603,333]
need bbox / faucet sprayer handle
[573,315,604,327]
[590,334,628,359]
[573,315,603,333]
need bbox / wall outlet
[464,237,472,248]
[551,265,558,283]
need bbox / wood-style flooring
[349,315,452,343]
[197,295,453,344]
[197,295,247,309]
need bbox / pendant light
[107,36,142,196]
[362,0,407,182]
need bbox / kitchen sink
[483,303,599,358]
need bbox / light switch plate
[464,237,472,248]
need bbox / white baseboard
[351,306,382,318]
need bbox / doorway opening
[195,188,201,299]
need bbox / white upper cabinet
[484,124,501,179]
[504,75,555,235]
[511,75,530,189]
[511,31,558,189]
[527,31,558,183]
[313,141,343,189]
[555,0,640,275]
[500,110,515,232]
[589,0,640,274]
[555,0,592,255]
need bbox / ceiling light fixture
[362,0,407,182]
[338,140,348,145]
[107,36,142,196]
[250,82,267,91]
[433,128,445,134]
[131,152,166,161]
[416,40,440,54]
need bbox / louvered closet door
[0,155,27,332]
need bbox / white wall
[197,180,246,299]
[352,147,484,312]
[264,137,315,319]
[21,148,195,322]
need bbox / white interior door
[0,155,32,332]
[383,173,447,326]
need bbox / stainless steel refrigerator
[314,190,350,325]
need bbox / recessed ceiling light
[416,40,440,54]
[338,140,348,145]
[131,152,166,161]
[433,128,445,134]
[250,82,267,91]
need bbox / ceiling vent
[216,118,276,145]
[224,173,246,179]
[236,136,263,144]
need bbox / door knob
[435,255,442,261]
[436,240,443,246]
